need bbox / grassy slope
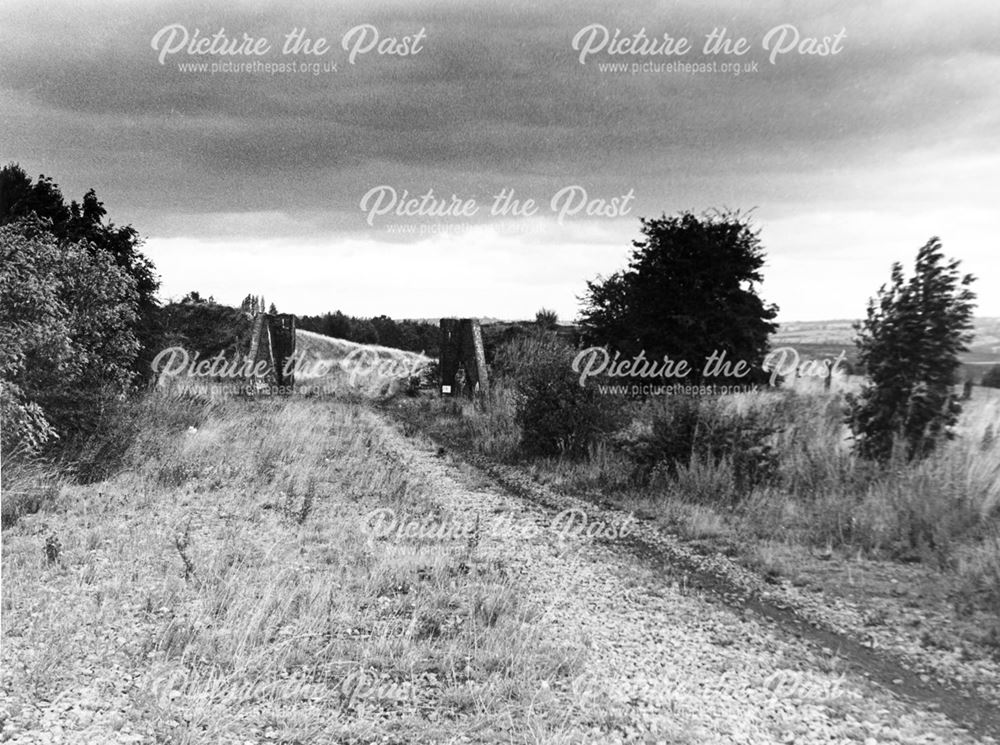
[1,394,581,743]
[294,330,432,398]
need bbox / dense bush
[496,333,620,459]
[1,164,160,376]
[1,218,139,458]
[153,294,254,361]
[617,395,778,499]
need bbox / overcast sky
[2,0,998,321]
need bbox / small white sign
[441,385,452,394]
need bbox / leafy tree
[0,164,158,309]
[371,315,402,348]
[1,218,139,456]
[579,210,778,383]
[0,164,159,374]
[351,319,380,345]
[982,365,1000,389]
[847,238,976,461]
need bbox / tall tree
[579,210,778,382]
[847,238,976,461]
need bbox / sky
[2,0,998,322]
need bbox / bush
[0,218,140,458]
[151,297,253,363]
[620,396,778,500]
[534,308,558,330]
[499,334,620,459]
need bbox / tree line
[296,312,440,358]
[0,162,985,468]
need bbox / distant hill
[771,317,1000,381]
[772,317,1000,352]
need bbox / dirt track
[376,410,1000,744]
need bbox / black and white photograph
[1,1,999,743]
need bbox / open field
[771,318,1000,383]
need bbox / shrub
[151,297,253,362]
[534,308,558,330]
[623,396,778,501]
[0,217,140,458]
[500,334,620,459]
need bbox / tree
[1,218,139,456]
[0,165,158,311]
[351,319,380,345]
[847,238,976,461]
[0,164,159,375]
[579,210,778,382]
[535,308,558,330]
[371,315,402,348]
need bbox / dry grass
[395,377,1000,615]
[295,329,432,399]
[1,392,588,743]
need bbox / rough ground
[2,399,998,744]
[373,418,999,745]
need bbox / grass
[392,363,1000,624]
[1,391,593,743]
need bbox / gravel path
[376,415,999,745]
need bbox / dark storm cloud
[2,0,998,231]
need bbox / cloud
[2,0,998,318]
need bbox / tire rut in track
[392,416,1000,742]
